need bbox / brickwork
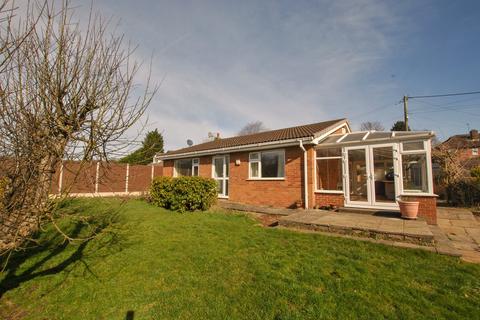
[314,192,345,208]
[163,146,309,208]
[229,146,305,208]
[402,195,437,225]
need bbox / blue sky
[78,0,480,150]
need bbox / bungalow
[156,119,438,224]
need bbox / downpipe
[298,140,308,209]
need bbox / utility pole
[403,95,409,131]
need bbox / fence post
[58,161,64,195]
[151,163,154,182]
[125,163,130,194]
[95,162,100,194]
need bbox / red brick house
[438,129,479,162]
[157,119,438,224]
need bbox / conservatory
[314,130,437,223]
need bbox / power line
[408,90,480,99]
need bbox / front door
[345,145,398,208]
[212,155,229,198]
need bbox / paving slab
[432,207,480,263]
[279,210,433,245]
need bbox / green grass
[1,198,479,319]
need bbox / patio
[278,210,434,245]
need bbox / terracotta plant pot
[398,200,419,220]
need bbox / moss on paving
[1,198,479,319]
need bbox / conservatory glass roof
[317,130,434,147]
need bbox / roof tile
[160,118,346,158]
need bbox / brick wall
[401,195,437,225]
[229,146,305,208]
[163,146,308,208]
[314,192,345,208]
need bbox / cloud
[20,0,413,150]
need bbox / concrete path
[434,207,480,263]
[279,210,434,245]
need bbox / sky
[69,0,480,150]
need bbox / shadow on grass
[0,200,125,299]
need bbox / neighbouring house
[439,129,479,160]
[156,119,438,224]
[433,129,480,199]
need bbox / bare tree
[0,1,157,258]
[360,121,384,131]
[238,121,268,136]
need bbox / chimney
[470,129,479,140]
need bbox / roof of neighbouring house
[439,133,480,149]
[157,118,348,159]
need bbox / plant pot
[398,200,419,220]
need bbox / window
[402,154,427,192]
[174,158,199,177]
[401,141,429,193]
[472,148,479,156]
[402,141,425,152]
[249,150,285,179]
[316,148,343,192]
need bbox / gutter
[298,139,309,209]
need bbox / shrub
[150,176,174,208]
[150,176,217,212]
[471,166,480,181]
[446,179,480,207]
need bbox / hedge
[150,176,217,212]
[446,179,480,207]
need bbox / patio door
[345,145,398,208]
[212,155,229,198]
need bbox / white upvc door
[345,144,399,209]
[212,155,229,198]
[369,144,399,208]
[345,146,371,207]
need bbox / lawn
[1,198,479,319]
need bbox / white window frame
[314,147,344,194]
[398,140,433,195]
[173,158,200,177]
[248,149,285,180]
[472,148,478,156]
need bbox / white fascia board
[312,120,351,144]
[157,137,314,160]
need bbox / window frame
[248,149,285,180]
[472,148,479,156]
[314,147,344,194]
[399,140,433,195]
[173,158,200,177]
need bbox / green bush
[150,176,174,208]
[150,176,217,212]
